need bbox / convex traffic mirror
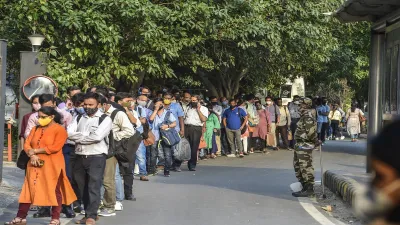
[22,75,58,100]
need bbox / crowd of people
[8,85,367,225]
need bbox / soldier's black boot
[33,206,51,218]
[292,183,314,197]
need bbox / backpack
[77,110,119,159]
[159,111,181,146]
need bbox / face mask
[294,101,300,105]
[211,102,218,106]
[191,102,198,108]
[266,101,272,105]
[85,107,98,116]
[175,95,181,101]
[222,101,228,106]
[163,99,171,105]
[137,100,147,107]
[277,102,282,106]
[121,102,131,108]
[256,106,262,110]
[131,101,136,108]
[32,103,41,111]
[354,181,400,221]
[38,117,52,127]
[230,105,236,109]
[76,107,86,115]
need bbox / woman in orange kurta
[5,107,76,225]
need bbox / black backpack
[77,110,120,159]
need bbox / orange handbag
[198,137,207,149]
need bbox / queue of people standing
[9,85,366,225]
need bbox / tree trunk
[197,67,247,99]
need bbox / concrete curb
[323,170,359,206]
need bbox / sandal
[48,219,60,225]
[4,217,27,225]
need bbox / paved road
[0,139,366,225]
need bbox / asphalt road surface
[0,139,366,225]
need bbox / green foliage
[0,0,370,100]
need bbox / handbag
[198,136,207,149]
[17,150,30,170]
[142,122,156,146]
[160,111,181,146]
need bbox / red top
[19,112,34,139]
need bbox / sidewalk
[0,162,25,217]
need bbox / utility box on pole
[0,40,8,184]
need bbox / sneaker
[341,136,345,140]
[226,154,236,158]
[140,176,149,181]
[98,208,116,217]
[115,201,123,211]
[335,137,339,140]
[239,153,244,158]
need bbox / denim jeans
[135,141,147,176]
[146,143,158,174]
[101,163,124,202]
[350,134,358,139]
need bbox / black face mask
[175,95,181,101]
[191,102,198,108]
[230,105,236,109]
[84,107,98,116]
[211,102,218,106]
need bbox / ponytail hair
[39,107,62,124]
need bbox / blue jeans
[101,163,124,202]
[350,134,358,139]
[62,144,73,180]
[136,142,147,176]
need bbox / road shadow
[152,165,307,202]
[321,140,366,156]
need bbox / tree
[0,0,212,95]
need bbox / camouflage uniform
[293,99,318,186]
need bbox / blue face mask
[76,107,86,115]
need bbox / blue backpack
[160,111,181,146]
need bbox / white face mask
[294,101,300,105]
[137,100,147,107]
[266,101,272,105]
[354,181,400,221]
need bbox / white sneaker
[226,154,236,158]
[115,201,123,211]
[335,138,339,140]
[341,136,345,140]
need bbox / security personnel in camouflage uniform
[292,97,319,197]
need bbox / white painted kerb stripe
[290,182,346,225]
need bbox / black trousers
[220,128,230,155]
[73,154,106,220]
[185,125,202,169]
[289,119,300,148]
[330,120,340,138]
[160,141,173,175]
[119,162,134,197]
[276,125,289,149]
[319,122,329,142]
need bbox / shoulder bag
[160,111,181,146]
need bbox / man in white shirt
[68,92,112,225]
[181,94,208,171]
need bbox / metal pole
[367,32,385,173]
[0,40,8,184]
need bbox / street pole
[367,31,384,173]
[0,40,8,184]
